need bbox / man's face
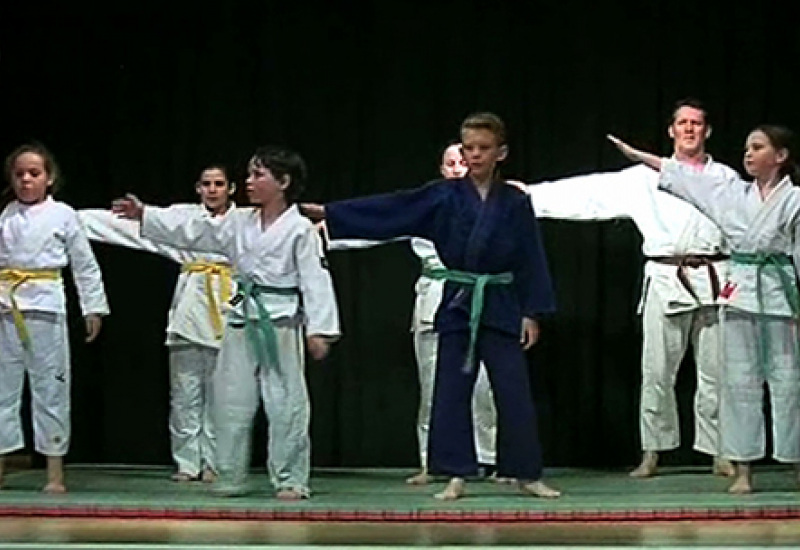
[669,106,709,157]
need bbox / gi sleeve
[325,181,444,242]
[79,208,191,263]
[526,164,651,221]
[658,159,743,230]
[295,223,341,338]
[141,205,234,256]
[65,209,110,316]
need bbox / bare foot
[43,482,67,494]
[728,475,753,494]
[171,472,195,482]
[276,488,308,500]
[728,463,753,494]
[434,477,465,500]
[713,457,736,477]
[200,469,217,483]
[492,474,517,485]
[406,470,431,485]
[630,451,658,478]
[519,480,561,498]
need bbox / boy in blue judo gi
[303,113,560,500]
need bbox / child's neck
[471,173,493,199]
[259,197,289,228]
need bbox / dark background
[1,0,797,470]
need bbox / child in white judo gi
[611,125,800,494]
[79,165,236,483]
[0,143,109,493]
[112,146,340,499]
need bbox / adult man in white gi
[526,99,739,477]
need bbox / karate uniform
[80,206,236,477]
[0,198,108,457]
[326,178,554,480]
[660,160,800,462]
[140,204,340,495]
[527,159,738,456]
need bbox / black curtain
[1,0,798,468]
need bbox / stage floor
[1,465,800,522]
[3,466,800,548]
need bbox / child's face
[460,128,506,182]
[10,152,53,204]
[196,168,231,213]
[743,130,786,180]
[245,158,287,206]
[440,144,468,179]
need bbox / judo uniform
[0,198,108,457]
[140,204,340,495]
[660,160,800,462]
[326,178,554,480]
[80,206,236,477]
[527,159,738,456]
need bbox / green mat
[2,466,799,521]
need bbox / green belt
[232,279,299,367]
[422,265,513,372]
[730,252,799,374]
[730,252,799,316]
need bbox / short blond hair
[460,112,507,146]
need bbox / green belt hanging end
[235,279,282,368]
[421,265,514,375]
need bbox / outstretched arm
[607,135,663,171]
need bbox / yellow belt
[0,268,62,348]
[181,261,233,339]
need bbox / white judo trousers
[213,320,310,494]
[527,161,738,456]
[660,161,800,463]
[80,207,234,477]
[168,340,218,476]
[720,309,800,462]
[0,311,70,456]
[639,287,721,454]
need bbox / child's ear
[497,145,509,162]
[228,182,237,195]
[280,175,291,190]
[195,181,202,195]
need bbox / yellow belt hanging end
[0,268,61,349]
[181,262,233,339]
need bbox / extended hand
[300,203,326,221]
[520,317,540,350]
[111,194,144,220]
[307,335,331,360]
[85,314,102,343]
[607,134,643,162]
[607,135,663,171]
